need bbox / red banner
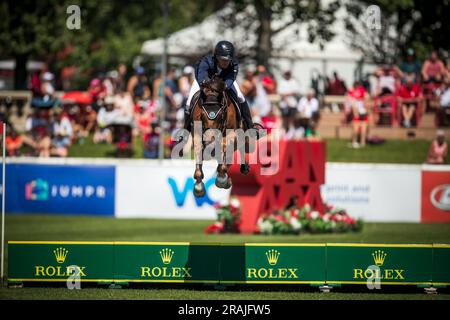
[421,170,450,223]
[229,139,326,233]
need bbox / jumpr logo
[168,177,216,207]
[25,179,49,201]
[25,180,107,201]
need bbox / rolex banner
[8,242,115,283]
[219,244,326,284]
[7,242,450,287]
[326,244,433,286]
[114,243,221,283]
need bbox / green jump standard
[7,242,450,287]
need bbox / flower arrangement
[205,197,363,235]
[204,197,241,234]
[256,203,363,235]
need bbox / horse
[187,76,252,197]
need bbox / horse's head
[200,76,228,123]
[202,76,226,106]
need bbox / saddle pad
[202,103,223,120]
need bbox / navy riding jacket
[195,53,239,90]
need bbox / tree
[0,0,215,89]
[344,0,450,64]
[215,0,339,68]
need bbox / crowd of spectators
[1,48,448,164]
[338,49,450,149]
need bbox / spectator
[438,80,450,126]
[396,74,422,127]
[253,74,272,122]
[6,126,23,156]
[426,130,448,164]
[127,66,151,102]
[278,71,300,133]
[30,70,42,97]
[422,51,446,85]
[297,88,319,137]
[399,48,422,82]
[152,70,178,112]
[31,72,57,108]
[345,81,367,124]
[41,72,55,98]
[51,109,73,157]
[143,121,160,159]
[178,66,195,102]
[114,91,134,124]
[257,65,276,94]
[346,82,369,148]
[134,100,152,137]
[240,69,257,107]
[116,63,128,93]
[104,70,118,96]
[94,96,115,144]
[328,71,347,95]
[374,65,399,96]
[88,78,107,111]
[25,109,52,157]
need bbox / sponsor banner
[8,242,450,286]
[220,244,326,284]
[115,161,230,219]
[322,164,421,222]
[116,162,422,222]
[2,163,115,216]
[421,168,450,223]
[114,243,220,283]
[8,242,115,282]
[432,245,450,286]
[326,244,433,286]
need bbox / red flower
[230,206,239,216]
[204,222,224,234]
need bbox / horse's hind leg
[215,135,232,189]
[193,125,205,197]
[193,164,206,197]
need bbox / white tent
[141,3,367,93]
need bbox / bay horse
[188,76,252,197]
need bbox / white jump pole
[1,121,5,286]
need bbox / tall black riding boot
[239,101,254,130]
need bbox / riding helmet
[214,41,235,61]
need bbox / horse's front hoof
[240,164,250,175]
[224,177,232,189]
[193,182,206,197]
[215,173,229,189]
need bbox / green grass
[1,215,450,300]
[65,135,445,164]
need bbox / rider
[183,40,258,132]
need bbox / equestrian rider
[184,40,258,132]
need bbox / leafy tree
[344,0,450,64]
[0,0,214,89]
[216,0,339,68]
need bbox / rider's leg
[184,81,200,131]
[232,81,254,130]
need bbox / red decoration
[229,139,326,233]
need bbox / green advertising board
[7,241,450,288]
[114,242,220,283]
[432,244,450,286]
[219,244,326,284]
[8,241,115,283]
[326,244,433,286]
